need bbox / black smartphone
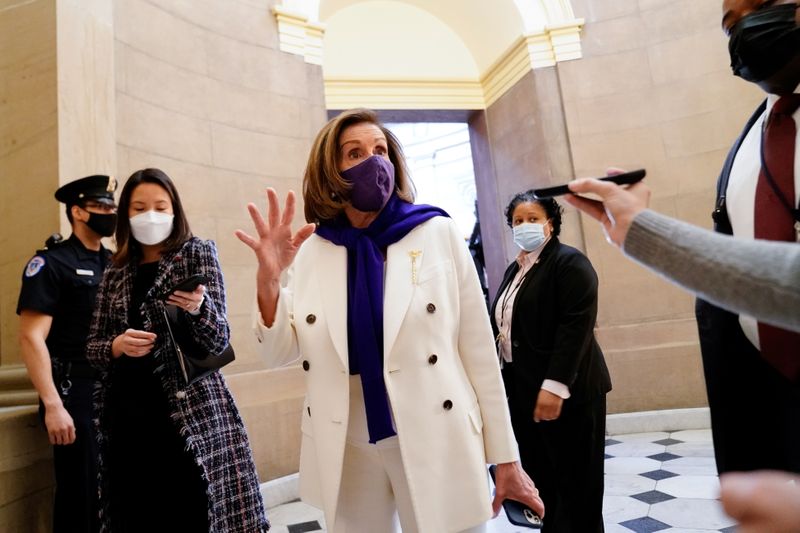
[488,464,543,529]
[532,169,646,199]
[167,274,211,295]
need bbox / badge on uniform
[25,256,46,277]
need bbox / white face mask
[513,222,548,252]
[129,210,174,245]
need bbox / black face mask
[728,3,800,83]
[85,212,118,237]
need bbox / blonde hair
[302,108,415,223]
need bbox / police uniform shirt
[17,234,110,362]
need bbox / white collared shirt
[727,86,800,349]
[494,242,570,399]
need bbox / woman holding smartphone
[86,168,267,532]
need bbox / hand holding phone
[164,274,211,313]
[166,274,211,295]
[533,169,646,199]
[488,465,543,529]
[562,171,651,247]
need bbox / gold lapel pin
[409,250,422,284]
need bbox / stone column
[0,0,115,374]
[469,67,582,297]
[0,0,59,373]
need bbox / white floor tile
[602,495,650,524]
[657,475,720,499]
[666,441,716,458]
[664,457,719,477]
[648,498,736,530]
[604,474,656,496]
[604,456,662,474]
[606,440,666,457]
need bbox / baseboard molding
[260,472,300,509]
[607,407,711,435]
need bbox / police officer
[17,175,117,533]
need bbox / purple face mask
[341,155,395,212]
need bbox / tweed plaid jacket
[86,237,268,532]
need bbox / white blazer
[254,216,519,533]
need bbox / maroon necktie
[753,94,800,383]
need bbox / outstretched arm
[565,176,800,333]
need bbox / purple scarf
[315,194,448,443]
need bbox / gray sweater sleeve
[623,209,800,333]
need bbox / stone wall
[475,0,765,413]
[1,8,326,529]
[111,0,326,479]
[562,0,764,412]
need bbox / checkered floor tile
[265,428,736,532]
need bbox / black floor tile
[630,490,676,505]
[619,516,671,532]
[287,520,322,533]
[639,469,679,481]
[605,453,613,459]
[606,438,622,446]
[719,526,738,532]
[653,438,683,446]
[647,452,681,462]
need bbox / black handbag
[161,304,235,385]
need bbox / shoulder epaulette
[43,233,64,250]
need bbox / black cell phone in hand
[532,169,646,199]
[488,464,543,529]
[167,274,211,295]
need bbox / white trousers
[333,376,488,533]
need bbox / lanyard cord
[499,266,528,334]
[760,118,800,223]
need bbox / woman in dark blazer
[491,190,611,533]
[86,168,267,532]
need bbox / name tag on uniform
[76,269,94,276]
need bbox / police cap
[54,175,117,206]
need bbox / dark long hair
[113,168,193,266]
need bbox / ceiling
[317,0,550,80]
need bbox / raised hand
[235,188,316,327]
[235,189,316,278]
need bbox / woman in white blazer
[237,109,544,533]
